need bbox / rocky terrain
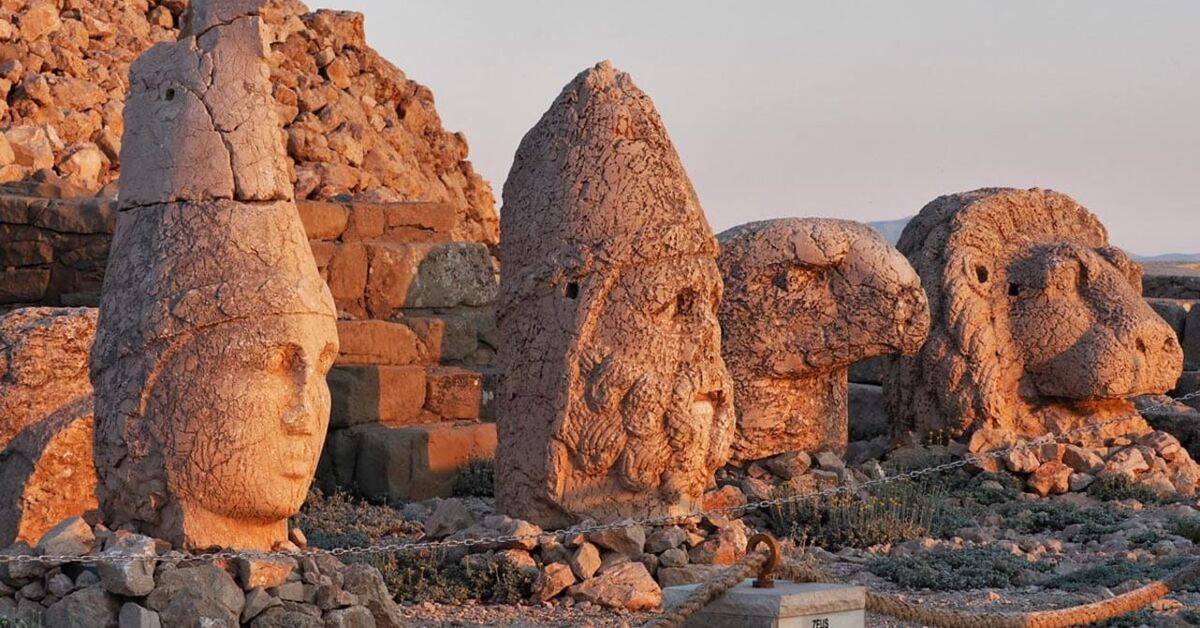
[0,0,496,244]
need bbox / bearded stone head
[886,188,1182,443]
[495,62,735,528]
[718,218,929,460]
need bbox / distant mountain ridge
[866,217,1197,262]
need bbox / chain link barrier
[2,390,1198,567]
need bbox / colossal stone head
[90,1,338,550]
[495,62,735,528]
[718,219,929,460]
[886,188,1182,443]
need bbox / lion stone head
[718,218,929,460]
[885,188,1183,444]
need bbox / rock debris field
[2,1,1200,627]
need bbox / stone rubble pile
[0,516,406,627]
[0,0,496,244]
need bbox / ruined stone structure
[717,219,929,461]
[0,308,97,546]
[886,188,1183,444]
[496,62,735,527]
[90,3,338,550]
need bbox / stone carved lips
[718,218,930,460]
[887,188,1182,441]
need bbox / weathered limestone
[90,2,338,550]
[496,62,735,527]
[886,188,1183,444]
[717,219,929,460]
[0,308,98,546]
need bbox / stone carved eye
[1008,282,1021,297]
[565,282,579,299]
[674,289,697,319]
[975,265,989,284]
[165,87,176,101]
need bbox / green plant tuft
[869,548,1041,590]
[370,549,536,605]
[769,476,945,549]
[453,457,496,498]
[1086,475,1161,503]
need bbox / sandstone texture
[495,62,735,527]
[717,218,929,461]
[0,0,496,244]
[886,188,1183,444]
[90,3,338,550]
[0,307,98,546]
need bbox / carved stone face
[718,218,929,460]
[1008,243,1180,399]
[148,314,338,523]
[565,257,733,504]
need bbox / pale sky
[324,1,1198,255]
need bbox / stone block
[297,200,349,240]
[314,428,358,494]
[379,202,456,241]
[1185,306,1200,370]
[1147,298,1193,341]
[363,241,497,318]
[322,242,368,309]
[0,267,50,303]
[848,383,888,442]
[352,422,497,501]
[328,365,427,428]
[662,580,866,628]
[405,314,479,363]
[425,368,482,420]
[335,320,439,366]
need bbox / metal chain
[3,390,1198,566]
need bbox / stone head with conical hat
[495,62,735,527]
[90,0,338,550]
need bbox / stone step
[298,199,457,243]
[318,421,497,502]
[335,319,442,366]
[328,365,487,428]
[309,240,497,319]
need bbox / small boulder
[567,562,661,610]
[588,523,645,558]
[98,532,156,596]
[644,526,687,554]
[569,542,602,580]
[118,602,161,628]
[235,556,297,590]
[37,517,95,557]
[324,606,376,628]
[1063,445,1104,474]
[145,564,244,627]
[1028,461,1071,497]
[531,563,575,602]
[425,499,474,538]
[44,586,119,628]
[765,451,811,479]
[341,564,406,628]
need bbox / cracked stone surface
[717,219,929,461]
[0,308,98,546]
[886,188,1183,444]
[119,4,291,206]
[495,62,734,528]
[90,6,338,551]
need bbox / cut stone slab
[662,580,866,628]
[328,365,427,428]
[363,241,497,317]
[424,368,482,421]
[335,320,441,366]
[352,421,497,501]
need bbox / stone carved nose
[281,366,317,436]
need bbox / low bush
[1086,475,1161,503]
[372,549,536,604]
[1000,501,1124,541]
[1046,556,1198,593]
[769,476,944,549]
[1169,515,1200,544]
[293,489,421,550]
[453,457,496,498]
[868,548,1040,590]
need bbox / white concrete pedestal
[662,579,865,628]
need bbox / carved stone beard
[567,344,732,505]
